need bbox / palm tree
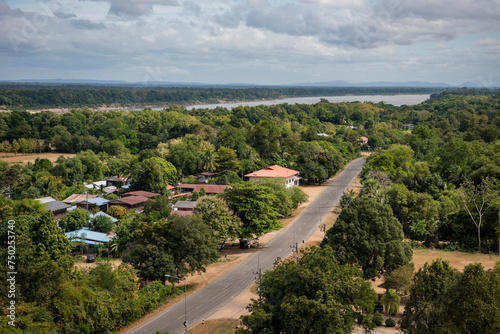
[108,237,119,257]
[360,178,381,199]
[381,289,401,318]
[38,176,57,198]
[199,148,218,172]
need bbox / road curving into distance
[127,158,366,334]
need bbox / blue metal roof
[65,228,111,244]
[78,196,109,206]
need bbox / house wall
[248,176,299,188]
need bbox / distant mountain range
[1,79,499,88]
[288,80,500,88]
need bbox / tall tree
[401,260,500,334]
[129,157,177,193]
[239,246,376,334]
[323,196,412,279]
[459,178,492,252]
[223,182,281,238]
[215,146,240,175]
[129,215,219,278]
[193,196,242,248]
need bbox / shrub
[385,318,396,327]
[107,206,128,219]
[59,208,90,232]
[372,311,383,326]
[93,214,114,233]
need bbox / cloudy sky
[0,0,499,85]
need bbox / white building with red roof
[244,165,301,188]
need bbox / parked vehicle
[86,254,95,263]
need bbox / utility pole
[253,244,262,300]
[165,274,187,333]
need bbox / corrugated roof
[85,181,106,189]
[63,194,98,204]
[109,195,150,205]
[122,191,160,198]
[45,200,71,212]
[35,196,56,204]
[65,228,111,244]
[172,192,192,198]
[197,172,215,176]
[78,196,109,206]
[103,186,117,194]
[244,165,299,178]
[177,184,230,194]
[90,211,118,223]
[106,175,127,182]
[173,201,198,209]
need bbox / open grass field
[0,152,77,165]
[413,248,500,271]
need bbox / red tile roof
[177,184,231,194]
[244,165,299,178]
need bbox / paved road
[128,158,366,334]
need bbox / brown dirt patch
[412,248,500,271]
[0,152,76,165]
[189,318,242,334]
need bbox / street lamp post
[165,274,187,333]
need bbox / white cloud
[78,0,180,18]
[0,0,499,85]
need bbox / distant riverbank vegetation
[0,83,447,110]
[1,88,500,333]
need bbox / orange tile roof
[244,165,299,178]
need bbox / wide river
[183,94,430,110]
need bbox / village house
[35,196,72,220]
[62,194,98,205]
[177,184,231,195]
[121,190,160,198]
[357,136,368,145]
[76,196,110,213]
[105,175,130,188]
[108,195,150,211]
[65,227,111,246]
[171,200,198,216]
[244,165,301,188]
[189,172,215,184]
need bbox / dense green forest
[0,83,445,109]
[1,88,500,333]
